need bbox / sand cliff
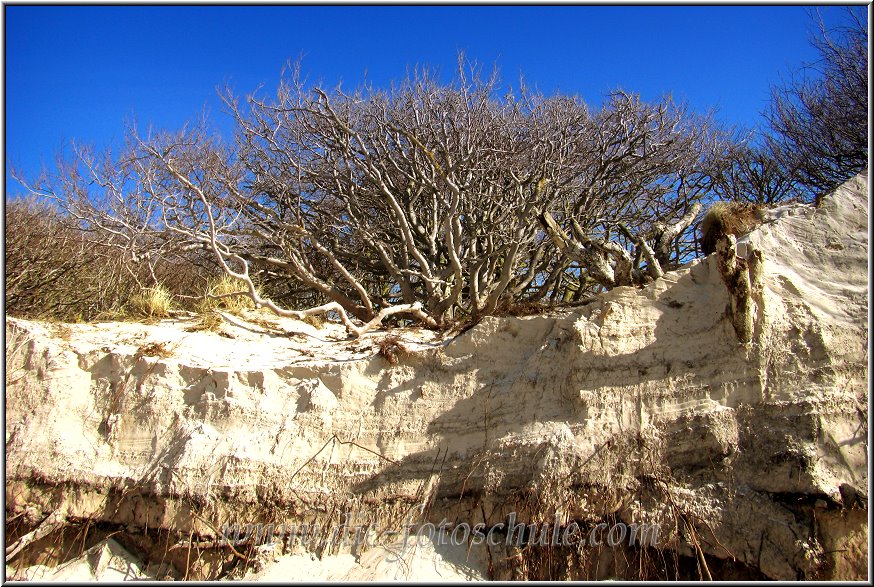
[5,172,868,580]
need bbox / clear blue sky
[3,4,866,195]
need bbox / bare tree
[214,68,726,325]
[14,60,733,335]
[765,8,868,198]
[712,136,803,205]
[4,194,210,321]
[537,91,728,289]
[12,139,214,290]
[5,197,104,318]
[10,139,220,318]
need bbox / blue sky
[3,5,866,194]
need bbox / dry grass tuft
[200,275,257,316]
[699,202,764,255]
[187,311,224,333]
[5,324,34,388]
[247,315,280,332]
[302,314,326,329]
[129,285,174,320]
[47,323,74,341]
[377,334,411,366]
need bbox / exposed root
[6,510,67,562]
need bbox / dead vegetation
[187,311,225,333]
[5,321,36,388]
[134,341,175,359]
[699,201,764,255]
[4,197,213,323]
[128,285,174,320]
[302,314,326,329]
[200,275,258,316]
[493,299,548,317]
[377,335,411,366]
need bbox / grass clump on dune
[189,274,259,332]
[128,285,174,320]
[200,275,258,315]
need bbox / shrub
[4,197,137,321]
[13,59,738,336]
